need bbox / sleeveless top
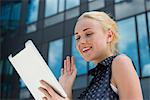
[78,55,119,100]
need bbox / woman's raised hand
[59,56,77,99]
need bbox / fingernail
[38,87,41,90]
[40,80,44,83]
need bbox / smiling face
[74,17,114,64]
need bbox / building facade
[0,0,150,99]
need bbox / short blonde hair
[77,11,119,54]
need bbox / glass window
[26,23,37,33]
[59,0,65,12]
[45,0,58,17]
[117,17,140,75]
[72,36,87,75]
[20,88,31,99]
[146,0,150,11]
[88,0,105,11]
[115,0,124,3]
[89,62,96,70]
[26,0,39,24]
[19,79,26,88]
[2,59,13,75]
[0,4,11,30]
[0,60,3,75]
[44,13,64,27]
[48,39,63,79]
[137,14,150,77]
[0,2,21,32]
[66,0,80,10]
[115,0,145,20]
[65,7,79,20]
[10,3,22,29]
[148,12,150,34]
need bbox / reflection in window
[26,0,39,24]
[65,7,79,20]
[0,60,3,74]
[48,39,63,79]
[72,36,87,75]
[137,14,150,77]
[66,0,80,10]
[88,0,105,11]
[44,13,64,27]
[59,0,65,12]
[115,0,124,3]
[115,0,145,20]
[0,2,21,32]
[117,18,140,75]
[19,79,26,88]
[45,0,58,17]
[2,59,13,75]
[88,62,95,70]
[26,23,37,33]
[146,0,150,10]
[148,12,150,34]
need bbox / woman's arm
[112,54,143,100]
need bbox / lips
[82,47,92,53]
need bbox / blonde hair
[77,11,119,54]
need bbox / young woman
[38,11,143,100]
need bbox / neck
[93,51,114,65]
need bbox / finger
[71,56,76,70]
[71,56,77,75]
[40,80,55,95]
[66,56,71,72]
[61,68,64,75]
[64,60,67,73]
[42,97,48,100]
[38,87,51,99]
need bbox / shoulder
[113,54,132,66]
[111,55,143,99]
[111,54,139,90]
[111,54,136,78]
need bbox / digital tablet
[8,40,67,100]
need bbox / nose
[80,36,87,44]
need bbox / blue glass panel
[48,39,63,79]
[0,3,21,30]
[26,0,39,24]
[89,62,96,70]
[19,79,26,88]
[148,12,150,34]
[0,60,3,75]
[59,0,65,12]
[3,59,13,75]
[72,36,87,75]
[45,0,58,17]
[66,0,80,10]
[10,3,21,29]
[0,5,11,20]
[137,14,150,77]
[115,0,124,3]
[117,18,140,75]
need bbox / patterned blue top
[78,55,119,100]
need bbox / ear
[106,29,114,43]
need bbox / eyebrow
[74,28,91,35]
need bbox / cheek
[76,44,80,52]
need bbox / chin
[82,56,94,62]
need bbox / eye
[75,36,80,40]
[86,32,93,37]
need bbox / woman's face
[74,17,112,64]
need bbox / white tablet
[8,40,67,100]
